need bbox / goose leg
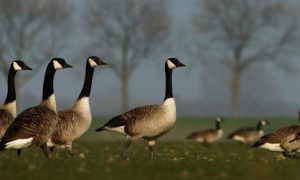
[49,147,55,159]
[148,140,156,159]
[66,144,74,158]
[121,138,132,160]
[40,144,50,159]
[17,150,22,159]
[282,151,294,159]
[50,147,55,152]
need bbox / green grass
[1,117,300,180]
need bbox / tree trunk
[120,70,129,112]
[231,68,241,117]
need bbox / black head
[216,117,224,123]
[50,58,72,70]
[259,119,270,126]
[166,58,185,70]
[88,56,107,68]
[12,60,32,71]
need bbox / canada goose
[253,112,300,158]
[227,119,269,144]
[187,117,224,144]
[0,60,32,138]
[96,58,185,159]
[0,58,72,158]
[47,56,106,157]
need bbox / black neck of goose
[42,65,56,100]
[4,67,17,104]
[164,64,173,100]
[77,64,94,100]
[256,123,262,130]
[216,121,221,130]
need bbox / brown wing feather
[1,106,57,146]
[261,125,300,144]
[104,105,159,128]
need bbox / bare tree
[83,0,169,111]
[0,0,72,86]
[192,0,300,117]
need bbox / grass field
[1,116,300,180]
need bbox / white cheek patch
[13,62,22,71]
[88,58,98,68]
[167,60,176,69]
[53,60,63,69]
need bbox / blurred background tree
[192,0,300,117]
[82,0,169,111]
[0,0,72,86]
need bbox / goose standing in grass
[47,56,106,157]
[227,119,269,144]
[253,112,300,158]
[0,60,32,138]
[0,58,72,158]
[187,117,224,144]
[96,58,185,159]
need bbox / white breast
[144,98,176,137]
[71,97,92,138]
[258,130,264,137]
[40,94,57,112]
[2,100,17,118]
[161,98,176,123]
[73,97,92,121]
[217,129,224,138]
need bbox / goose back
[187,129,223,143]
[228,127,263,143]
[125,99,176,139]
[1,106,57,149]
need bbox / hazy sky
[1,0,300,117]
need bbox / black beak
[64,63,73,68]
[24,65,32,71]
[97,59,106,66]
[177,62,186,67]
